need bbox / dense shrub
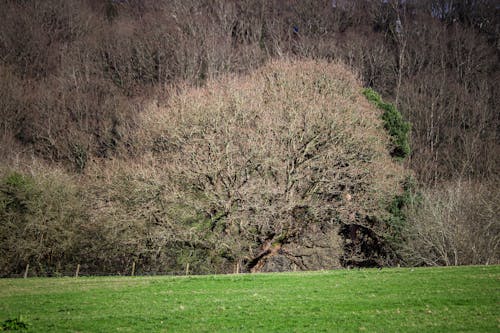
[401,179,500,266]
[0,169,87,277]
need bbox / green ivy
[384,176,421,259]
[363,88,410,159]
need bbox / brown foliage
[402,179,500,266]
[0,166,88,276]
[139,59,408,270]
[1,0,498,182]
[397,17,499,183]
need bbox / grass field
[0,266,498,332]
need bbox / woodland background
[0,0,498,276]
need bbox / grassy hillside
[0,266,498,332]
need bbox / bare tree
[140,59,408,271]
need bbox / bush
[401,179,500,266]
[0,169,87,277]
[363,88,410,159]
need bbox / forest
[0,0,498,276]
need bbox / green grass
[0,266,498,332]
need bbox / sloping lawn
[0,266,498,332]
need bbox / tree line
[0,0,498,276]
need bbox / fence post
[185,263,190,275]
[23,264,29,279]
[75,264,80,278]
[131,262,136,276]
